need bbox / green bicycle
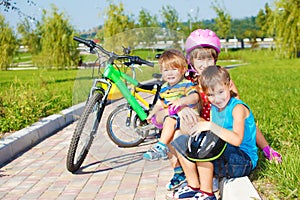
[66,36,162,173]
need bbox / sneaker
[191,192,217,200]
[212,177,219,192]
[262,146,282,163]
[166,172,186,191]
[143,142,169,161]
[173,185,199,199]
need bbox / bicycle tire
[66,92,105,173]
[106,103,148,147]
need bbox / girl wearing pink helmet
[167,29,282,199]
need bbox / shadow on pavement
[74,151,146,174]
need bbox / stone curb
[0,102,85,166]
[0,78,158,166]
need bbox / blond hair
[158,49,188,74]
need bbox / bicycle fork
[126,108,133,127]
[88,78,111,101]
[89,78,111,137]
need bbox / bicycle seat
[152,73,162,79]
[138,81,162,91]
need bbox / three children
[143,29,282,197]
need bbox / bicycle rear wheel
[106,103,147,147]
[66,91,105,173]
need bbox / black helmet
[186,130,227,162]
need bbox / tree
[0,14,17,70]
[17,18,41,55]
[272,0,300,58]
[256,9,266,38]
[135,9,159,49]
[211,1,231,40]
[211,1,231,52]
[100,2,134,53]
[256,3,273,38]
[160,5,182,50]
[0,0,38,23]
[137,8,159,28]
[103,2,134,37]
[177,7,205,39]
[160,5,180,31]
[33,5,79,69]
[186,7,203,35]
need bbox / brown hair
[189,47,218,64]
[200,65,237,97]
[158,49,188,74]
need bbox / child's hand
[168,104,182,115]
[178,107,198,125]
[168,99,183,115]
[146,114,153,123]
[190,121,211,135]
[168,99,183,108]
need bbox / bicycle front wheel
[106,103,147,147]
[66,92,105,173]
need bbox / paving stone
[0,97,173,199]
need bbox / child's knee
[163,115,180,129]
[151,115,163,129]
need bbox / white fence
[134,38,276,50]
[221,38,275,49]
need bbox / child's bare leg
[168,129,183,168]
[166,145,186,190]
[196,162,214,193]
[143,117,176,161]
[159,119,185,191]
[168,144,181,168]
[172,155,201,199]
[177,153,200,188]
[159,117,176,144]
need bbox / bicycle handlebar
[74,36,154,67]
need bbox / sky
[2,0,275,32]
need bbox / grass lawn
[0,49,299,199]
[223,50,300,199]
[0,69,78,134]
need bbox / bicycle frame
[132,87,157,110]
[90,63,149,121]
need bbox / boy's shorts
[172,134,253,178]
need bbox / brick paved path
[0,100,174,200]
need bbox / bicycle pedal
[136,124,156,132]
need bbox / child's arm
[169,92,199,108]
[168,93,200,116]
[190,104,249,146]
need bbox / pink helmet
[185,29,221,55]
